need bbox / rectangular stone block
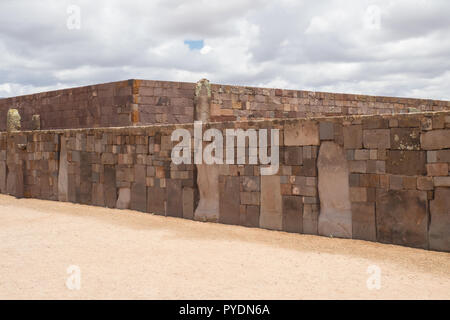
[260,175,282,230]
[303,204,318,235]
[240,192,260,205]
[104,165,117,208]
[147,185,166,215]
[182,187,194,220]
[376,189,428,249]
[284,121,319,146]
[434,176,450,187]
[219,176,241,225]
[343,125,362,149]
[319,122,334,140]
[417,176,433,191]
[421,129,450,150]
[0,161,6,193]
[429,188,450,252]
[284,147,303,165]
[244,205,260,228]
[282,196,302,233]
[130,182,147,212]
[426,163,448,176]
[390,128,420,150]
[387,151,426,176]
[166,179,182,217]
[363,129,390,149]
[352,202,376,241]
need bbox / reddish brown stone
[282,196,303,233]
[219,176,241,225]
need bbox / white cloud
[0,0,449,100]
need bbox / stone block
[426,163,448,176]
[417,176,433,191]
[282,196,303,233]
[354,149,370,160]
[116,187,131,209]
[352,202,376,241]
[303,204,319,235]
[429,188,450,252]
[386,151,426,176]
[241,176,260,192]
[219,176,241,225]
[284,147,303,165]
[147,185,166,215]
[166,179,183,217]
[421,129,450,150]
[390,128,420,150]
[260,175,282,230]
[244,205,260,228]
[376,189,428,249]
[182,187,195,220]
[284,121,319,146]
[343,125,362,149]
[240,192,260,205]
[317,141,352,238]
[434,176,450,187]
[130,182,147,213]
[0,161,6,193]
[363,129,390,149]
[104,165,117,208]
[319,122,334,140]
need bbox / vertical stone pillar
[7,109,21,132]
[193,79,220,222]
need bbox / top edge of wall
[1,78,449,104]
[2,110,449,136]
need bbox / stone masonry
[1,79,450,252]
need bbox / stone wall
[2,79,450,131]
[1,111,449,252]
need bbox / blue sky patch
[184,40,204,50]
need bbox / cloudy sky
[1,0,449,99]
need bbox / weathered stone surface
[130,165,147,212]
[386,151,426,176]
[426,163,448,176]
[417,176,434,190]
[282,196,302,233]
[303,204,318,235]
[317,141,352,238]
[219,176,240,225]
[194,164,220,222]
[79,152,92,204]
[243,205,260,228]
[92,183,105,206]
[147,185,166,215]
[31,115,41,130]
[390,128,420,150]
[0,161,6,193]
[363,129,390,149]
[434,176,450,187]
[284,147,303,165]
[343,125,362,149]
[284,121,319,146]
[58,137,68,202]
[241,176,260,192]
[260,175,282,230]
[182,187,194,219]
[116,187,131,209]
[166,179,182,217]
[104,165,117,208]
[421,129,450,150]
[376,189,428,249]
[319,122,334,140]
[429,188,450,252]
[7,109,21,132]
[352,202,376,241]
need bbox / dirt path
[0,194,449,300]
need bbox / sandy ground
[0,194,449,300]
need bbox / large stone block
[284,121,319,146]
[429,188,450,252]
[147,185,166,215]
[386,151,426,176]
[363,129,390,149]
[219,176,241,225]
[182,187,195,219]
[421,129,450,150]
[58,137,69,202]
[131,182,147,213]
[0,161,6,193]
[390,128,420,150]
[282,196,302,233]
[194,164,220,222]
[317,142,352,238]
[352,202,376,241]
[260,175,282,230]
[166,179,182,217]
[376,189,428,249]
[343,125,362,149]
[104,165,117,208]
[303,204,318,235]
